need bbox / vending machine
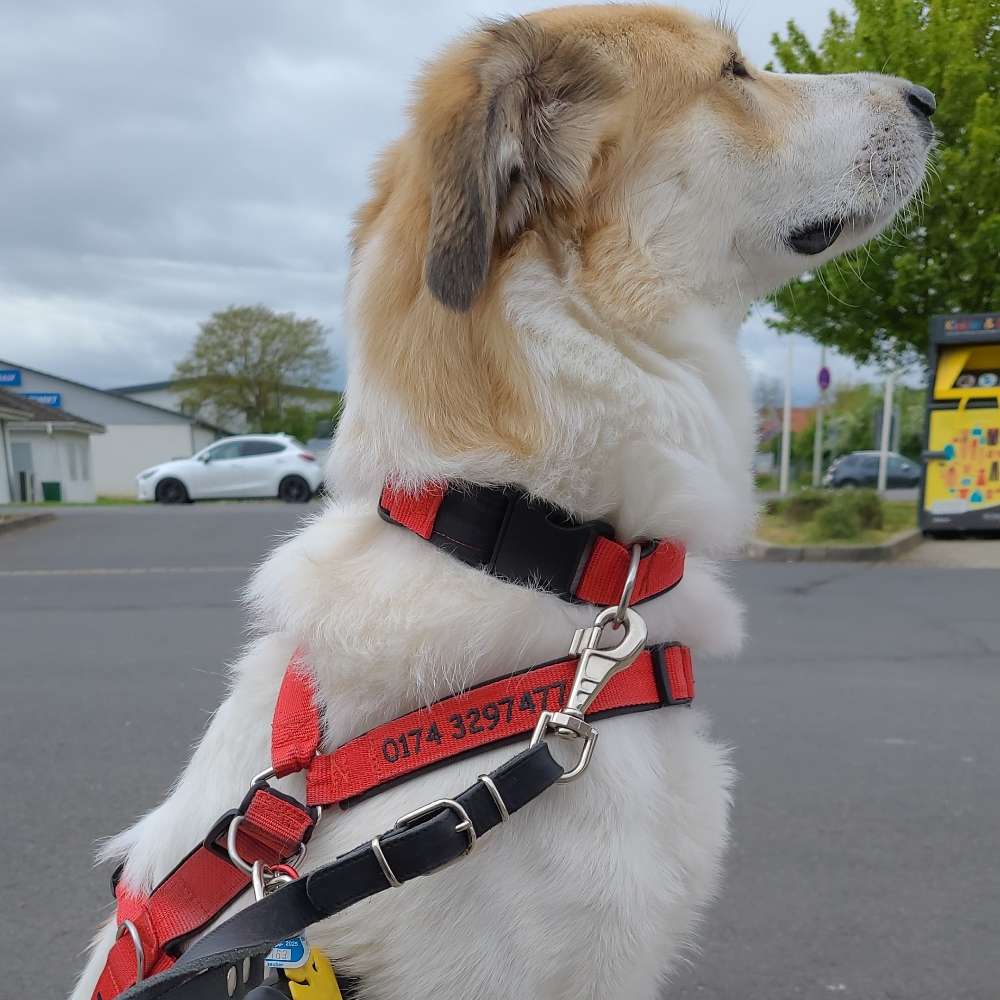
[921,312,1000,533]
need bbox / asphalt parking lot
[1,504,998,1000]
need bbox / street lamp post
[780,339,794,496]
[813,347,828,487]
[877,370,896,493]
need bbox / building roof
[0,387,105,432]
[759,406,816,442]
[0,360,231,434]
[110,378,185,394]
[110,376,342,400]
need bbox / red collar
[379,481,686,607]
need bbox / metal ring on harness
[248,764,324,824]
[116,919,145,984]
[613,543,643,626]
[226,814,308,877]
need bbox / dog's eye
[724,54,752,80]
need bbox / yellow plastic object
[283,947,343,1000]
[923,342,1000,524]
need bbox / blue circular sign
[818,366,831,391]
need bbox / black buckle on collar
[430,485,614,601]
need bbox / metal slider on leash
[530,544,647,781]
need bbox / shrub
[809,499,862,541]
[782,489,832,523]
[839,488,884,530]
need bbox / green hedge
[768,488,887,542]
[804,490,883,541]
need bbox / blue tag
[265,936,310,969]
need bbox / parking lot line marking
[0,566,251,577]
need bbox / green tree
[767,0,1000,365]
[822,381,927,459]
[260,397,344,442]
[770,381,928,478]
[174,305,335,431]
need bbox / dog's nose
[906,85,936,119]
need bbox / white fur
[70,17,932,1000]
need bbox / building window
[67,441,78,480]
[80,442,90,480]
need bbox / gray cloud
[2,0,845,392]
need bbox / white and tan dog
[72,6,933,999]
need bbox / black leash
[119,745,563,1000]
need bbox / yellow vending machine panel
[921,312,1000,533]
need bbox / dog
[71,6,932,998]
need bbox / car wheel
[838,478,859,489]
[155,478,190,504]
[278,475,312,503]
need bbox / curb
[0,511,56,536]
[743,528,924,563]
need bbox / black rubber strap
[120,745,563,1000]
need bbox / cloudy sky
[3,0,865,402]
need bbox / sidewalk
[900,537,1000,569]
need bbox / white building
[112,378,341,432]
[0,362,229,497]
[0,388,105,503]
[113,377,342,462]
[110,378,229,423]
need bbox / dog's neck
[253,260,753,715]
[331,253,756,558]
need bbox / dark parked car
[823,450,921,489]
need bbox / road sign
[818,366,831,392]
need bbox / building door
[11,441,34,501]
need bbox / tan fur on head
[351,14,631,457]
[423,18,627,312]
[348,3,932,464]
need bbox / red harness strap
[92,786,315,1000]
[94,641,693,999]
[271,648,322,777]
[379,482,686,608]
[271,644,694,810]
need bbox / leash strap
[379,482,686,607]
[118,745,564,1000]
[273,644,694,807]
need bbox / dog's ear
[423,18,625,312]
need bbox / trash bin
[921,312,1000,533]
[41,481,62,502]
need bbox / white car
[137,434,323,504]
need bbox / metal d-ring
[116,919,145,984]
[227,815,307,876]
[614,543,643,626]
[249,766,277,788]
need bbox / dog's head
[346,4,932,459]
